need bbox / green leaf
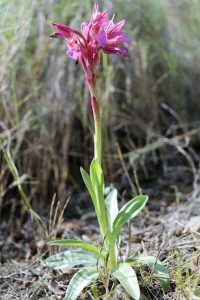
[45,249,100,269]
[105,188,118,231]
[128,256,170,291]
[89,160,109,243]
[90,160,104,192]
[90,160,104,206]
[80,167,97,208]
[112,262,140,300]
[47,239,106,259]
[112,195,148,240]
[64,267,99,300]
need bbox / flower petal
[66,49,80,60]
[108,20,125,35]
[118,47,129,57]
[93,30,107,46]
[121,32,131,44]
[93,3,99,17]
[115,20,126,32]
[92,4,108,26]
[50,32,64,39]
[52,23,73,38]
[103,46,129,57]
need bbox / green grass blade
[64,267,99,300]
[128,256,170,291]
[45,249,100,269]
[47,239,106,259]
[112,262,140,300]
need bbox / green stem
[107,236,118,269]
[90,87,101,165]
[93,99,102,165]
[89,84,119,268]
[90,84,110,250]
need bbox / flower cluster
[51,3,130,91]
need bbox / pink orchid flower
[51,3,130,92]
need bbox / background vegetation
[1,0,200,299]
[1,0,200,226]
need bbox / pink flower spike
[51,3,131,89]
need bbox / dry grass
[1,0,200,213]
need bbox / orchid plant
[46,4,169,300]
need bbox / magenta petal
[50,32,64,39]
[103,46,129,57]
[93,30,107,46]
[121,32,131,44]
[112,20,125,32]
[52,23,73,38]
[93,3,99,16]
[118,47,129,57]
[102,19,111,28]
[66,49,80,60]
[102,47,119,55]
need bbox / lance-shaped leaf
[47,239,106,259]
[128,256,170,291]
[105,188,119,259]
[64,267,99,300]
[80,167,97,208]
[45,249,100,269]
[112,262,140,300]
[89,160,109,242]
[90,160,104,198]
[111,195,148,240]
[105,188,118,231]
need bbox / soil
[0,150,200,300]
